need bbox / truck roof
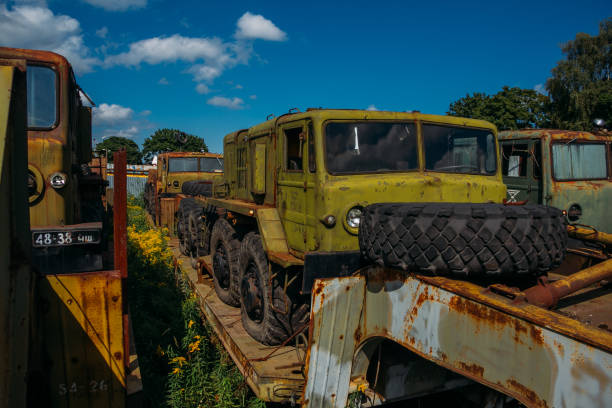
[0,46,70,67]
[499,128,612,142]
[223,109,497,144]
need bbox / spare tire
[359,203,567,278]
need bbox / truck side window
[501,144,528,177]
[308,123,316,173]
[285,127,303,171]
[27,65,57,128]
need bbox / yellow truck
[159,109,612,408]
[0,47,140,407]
[176,108,567,347]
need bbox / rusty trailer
[170,226,612,407]
[168,239,305,403]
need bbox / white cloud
[140,110,151,116]
[95,26,108,38]
[0,4,98,73]
[234,84,243,89]
[235,12,286,41]
[187,64,223,82]
[105,34,229,67]
[158,77,169,85]
[534,84,546,95]
[195,83,210,94]
[366,104,378,111]
[83,0,147,12]
[249,94,257,100]
[103,12,285,85]
[93,103,134,125]
[207,96,244,110]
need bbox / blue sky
[1,0,610,155]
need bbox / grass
[126,196,265,408]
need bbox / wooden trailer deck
[168,238,305,404]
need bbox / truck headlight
[49,172,67,189]
[173,180,179,187]
[567,204,582,222]
[346,206,363,229]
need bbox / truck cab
[499,129,612,233]
[144,151,223,221]
[0,47,106,272]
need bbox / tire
[359,203,567,278]
[238,233,309,345]
[210,218,241,306]
[177,198,197,256]
[188,207,204,269]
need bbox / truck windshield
[27,65,56,128]
[552,142,608,180]
[199,157,223,172]
[169,157,198,172]
[325,122,418,173]
[423,124,496,175]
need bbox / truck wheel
[188,207,204,268]
[238,232,302,346]
[210,218,241,306]
[359,203,567,278]
[177,199,196,256]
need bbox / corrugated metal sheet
[107,175,146,197]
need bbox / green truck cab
[179,109,566,345]
[499,129,612,232]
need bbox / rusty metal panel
[41,270,126,407]
[303,278,364,408]
[160,197,177,231]
[305,272,612,408]
[0,63,32,408]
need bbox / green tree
[142,129,208,163]
[95,136,143,164]
[448,86,550,130]
[546,18,612,130]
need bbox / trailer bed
[168,238,305,403]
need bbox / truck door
[277,120,316,254]
[501,140,541,204]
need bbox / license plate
[32,229,101,247]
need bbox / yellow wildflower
[188,320,195,329]
[172,367,181,375]
[171,356,187,367]
[188,339,201,353]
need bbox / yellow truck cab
[144,151,223,221]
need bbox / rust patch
[353,324,362,343]
[457,362,484,378]
[312,281,325,298]
[506,378,547,408]
[448,295,544,345]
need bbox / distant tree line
[448,18,611,131]
[95,128,208,165]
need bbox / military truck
[499,128,612,233]
[178,109,567,345]
[0,47,140,406]
[144,151,223,224]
